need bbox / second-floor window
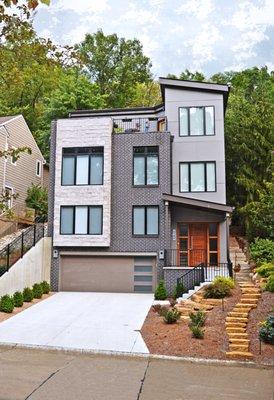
[60,205,103,235]
[180,162,216,192]
[179,106,215,136]
[62,147,103,186]
[133,146,159,186]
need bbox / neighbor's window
[179,162,216,192]
[179,106,215,136]
[133,146,159,186]
[36,160,41,177]
[62,147,103,186]
[133,206,159,236]
[60,205,103,235]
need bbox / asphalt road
[0,346,273,400]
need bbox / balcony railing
[113,117,167,134]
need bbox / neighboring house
[0,115,46,210]
[48,78,233,294]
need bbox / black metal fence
[113,117,167,134]
[0,223,45,277]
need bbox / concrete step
[226,351,253,359]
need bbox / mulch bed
[0,293,53,323]
[247,291,274,365]
[141,285,274,365]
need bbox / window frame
[60,205,103,235]
[132,146,159,187]
[61,147,104,186]
[36,160,41,177]
[132,205,159,237]
[178,106,215,137]
[179,161,216,193]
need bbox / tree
[25,184,48,221]
[76,30,152,108]
[127,81,162,107]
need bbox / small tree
[26,184,48,221]
[154,280,167,300]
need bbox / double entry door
[177,223,218,267]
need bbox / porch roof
[162,194,234,214]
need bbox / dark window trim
[132,205,159,237]
[132,146,159,187]
[179,161,216,193]
[178,105,215,137]
[61,147,104,186]
[60,205,103,235]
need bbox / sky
[33,0,274,77]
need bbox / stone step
[227,332,248,338]
[229,345,249,352]
[234,303,254,309]
[228,311,249,318]
[240,298,258,304]
[241,293,261,298]
[226,327,247,333]
[226,317,248,323]
[225,322,247,328]
[229,338,250,344]
[226,351,253,359]
[231,308,251,314]
[238,283,255,287]
[241,289,261,294]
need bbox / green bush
[265,275,274,292]
[250,238,274,267]
[23,287,34,302]
[32,283,43,299]
[259,315,274,344]
[41,281,50,294]
[159,305,170,316]
[13,291,24,307]
[204,282,231,299]
[172,282,186,299]
[190,324,204,339]
[256,263,274,278]
[189,310,206,327]
[0,295,14,313]
[163,308,181,324]
[26,184,48,221]
[213,276,235,289]
[154,280,167,300]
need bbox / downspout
[1,125,9,192]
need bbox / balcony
[113,117,167,134]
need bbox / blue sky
[33,0,274,77]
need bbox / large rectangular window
[133,147,159,186]
[60,205,103,235]
[133,206,159,236]
[179,162,216,192]
[179,106,215,136]
[62,147,103,186]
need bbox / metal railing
[113,117,167,134]
[0,222,45,277]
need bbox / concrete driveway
[0,292,154,353]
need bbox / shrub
[172,282,186,299]
[13,291,24,307]
[190,324,204,339]
[154,280,167,300]
[259,315,274,344]
[213,276,235,289]
[26,184,48,221]
[203,282,231,299]
[256,263,274,278]
[32,283,43,299]
[23,287,34,302]
[265,275,274,292]
[189,310,206,327]
[163,308,181,324]
[249,238,274,267]
[41,281,50,294]
[0,295,14,313]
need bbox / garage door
[60,256,155,293]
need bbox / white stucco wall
[0,237,51,296]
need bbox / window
[36,160,41,177]
[179,106,215,136]
[208,223,218,265]
[62,147,103,186]
[60,206,103,235]
[179,162,216,192]
[133,147,158,186]
[133,206,159,236]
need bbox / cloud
[54,0,109,14]
[176,0,214,21]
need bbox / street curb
[0,342,272,370]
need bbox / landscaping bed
[141,286,242,360]
[0,292,53,324]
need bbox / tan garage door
[60,256,155,293]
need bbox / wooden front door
[189,224,207,265]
